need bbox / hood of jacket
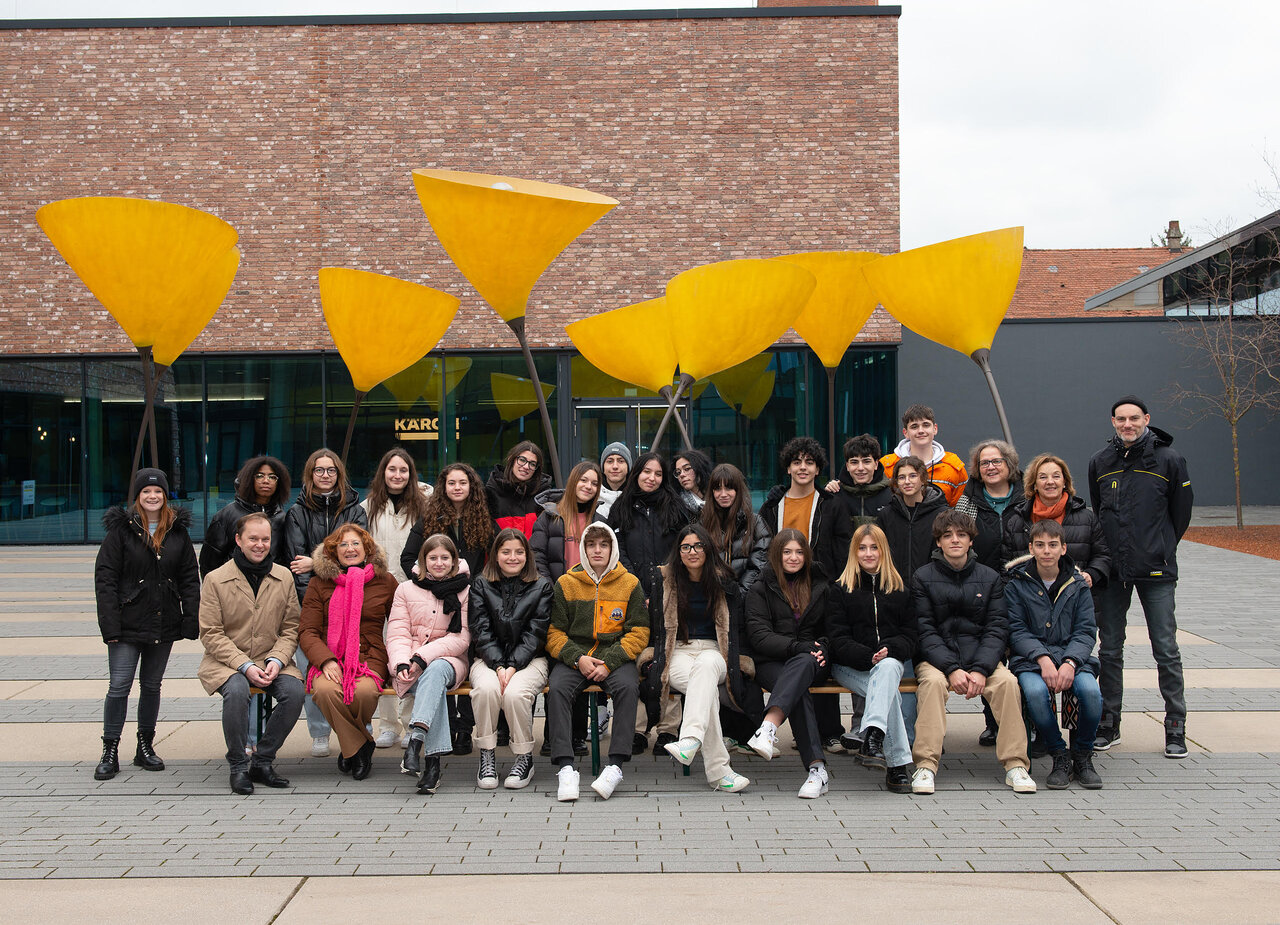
[1107,424,1175,457]
[534,487,565,514]
[837,463,891,494]
[929,545,978,577]
[892,437,949,466]
[575,521,621,583]
[102,504,193,534]
[309,540,390,581]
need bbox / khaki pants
[667,640,731,784]
[911,660,1028,774]
[469,656,549,755]
[311,675,381,759]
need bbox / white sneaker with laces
[664,736,701,766]
[374,728,398,749]
[798,764,829,799]
[1005,767,1037,793]
[747,723,778,761]
[911,768,935,794]
[591,764,624,799]
[311,736,331,758]
[556,766,580,802]
[714,772,750,793]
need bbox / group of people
[91,393,1193,801]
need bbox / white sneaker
[591,764,624,800]
[374,728,398,749]
[556,766,580,802]
[747,723,778,761]
[311,736,331,758]
[798,764,829,799]
[911,768,935,794]
[1005,767,1037,793]
[664,736,701,766]
[714,771,750,793]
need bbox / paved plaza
[2,519,1279,922]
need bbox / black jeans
[218,672,304,772]
[103,641,173,739]
[546,660,638,767]
[757,654,830,769]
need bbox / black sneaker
[885,764,912,794]
[652,732,677,757]
[503,753,535,790]
[477,748,499,790]
[573,738,589,756]
[822,735,845,755]
[839,729,864,752]
[1046,751,1071,790]
[631,732,648,755]
[1164,719,1187,759]
[1072,751,1103,788]
[452,729,473,756]
[978,723,998,747]
[539,739,552,757]
[1093,721,1121,752]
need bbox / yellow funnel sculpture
[565,297,677,395]
[491,373,555,424]
[382,357,473,411]
[570,355,655,400]
[413,168,618,486]
[36,196,240,485]
[318,267,461,462]
[712,354,776,420]
[861,227,1025,442]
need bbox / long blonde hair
[837,523,904,594]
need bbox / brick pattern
[1007,247,1179,319]
[3,13,901,354]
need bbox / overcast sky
[10,0,1279,250]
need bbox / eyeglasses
[679,542,705,554]
[313,466,338,477]
[337,541,362,549]
[254,472,279,482]
[674,464,693,476]
[979,459,1006,470]
[514,456,539,470]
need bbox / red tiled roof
[1007,247,1181,319]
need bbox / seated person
[909,510,1035,795]
[1005,520,1104,790]
[198,512,304,795]
[545,523,649,802]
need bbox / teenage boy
[1004,520,1103,790]
[819,433,895,575]
[881,404,968,507]
[545,522,649,802]
[909,509,1035,795]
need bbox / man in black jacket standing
[1088,396,1194,758]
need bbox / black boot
[94,737,120,781]
[1046,750,1071,789]
[401,737,423,775]
[133,729,165,771]
[452,728,473,756]
[978,722,999,747]
[417,755,442,794]
[857,727,886,769]
[885,764,912,794]
[351,739,375,781]
[1072,751,1103,789]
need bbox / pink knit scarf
[306,562,381,705]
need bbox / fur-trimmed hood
[309,539,390,581]
[102,504,193,534]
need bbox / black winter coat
[468,574,554,671]
[825,571,916,670]
[199,496,287,577]
[282,487,366,601]
[1088,426,1193,582]
[1004,554,1100,677]
[820,466,894,574]
[718,510,771,597]
[954,475,1024,569]
[1001,494,1112,588]
[529,488,605,581]
[485,467,553,538]
[875,485,948,581]
[911,549,1008,677]
[95,507,201,645]
[607,493,698,598]
[400,517,487,582]
[744,563,831,664]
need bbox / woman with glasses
[955,439,1024,569]
[672,449,713,511]
[485,441,553,538]
[199,456,291,577]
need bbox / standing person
[909,510,1035,795]
[879,404,968,507]
[1088,396,1193,758]
[648,524,752,793]
[283,448,367,759]
[876,456,948,581]
[388,534,472,795]
[198,512,304,795]
[199,455,291,576]
[361,448,433,750]
[92,468,200,781]
[819,433,895,576]
[743,529,835,798]
[1005,520,1104,790]
[531,460,604,581]
[673,449,713,511]
[486,440,553,538]
[596,442,632,519]
[544,523,649,802]
[298,525,396,781]
[468,529,554,790]
[826,524,916,795]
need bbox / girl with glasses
[485,441,552,538]
[198,455,291,577]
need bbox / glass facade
[0,346,895,544]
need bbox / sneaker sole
[716,779,750,793]
[798,784,829,799]
[1008,782,1037,794]
[504,773,534,790]
[857,754,887,770]
[1164,750,1187,759]
[557,789,579,802]
[477,776,499,790]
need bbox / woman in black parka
[92,468,200,781]
[198,455,290,577]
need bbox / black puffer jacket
[401,518,488,582]
[485,467,553,538]
[744,563,831,664]
[199,496,287,577]
[875,485,948,581]
[825,570,916,670]
[1088,426,1193,582]
[282,487,366,600]
[954,475,1024,569]
[468,574,554,671]
[94,506,201,645]
[529,488,605,581]
[1001,494,1112,587]
[706,508,772,597]
[607,493,698,598]
[911,548,1008,677]
[820,465,894,574]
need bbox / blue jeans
[293,648,332,739]
[1017,669,1102,754]
[104,641,173,739]
[830,658,912,768]
[1098,579,1185,723]
[408,660,456,758]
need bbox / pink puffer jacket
[385,560,471,697]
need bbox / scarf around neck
[306,562,381,704]
[412,570,471,634]
[232,547,273,597]
[1031,493,1069,524]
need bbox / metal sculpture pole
[826,367,838,480]
[658,383,694,452]
[508,317,562,487]
[340,390,369,467]
[971,348,1013,445]
[129,346,163,488]
[652,373,695,450]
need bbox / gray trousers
[218,672,304,772]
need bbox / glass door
[573,400,688,466]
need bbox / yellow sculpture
[318,267,461,462]
[490,372,556,424]
[712,354,776,420]
[36,196,240,486]
[774,251,883,464]
[565,297,677,395]
[413,169,618,485]
[382,357,473,411]
[861,227,1024,442]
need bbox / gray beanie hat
[600,441,633,469]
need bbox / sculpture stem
[658,384,694,452]
[129,347,158,489]
[341,391,367,467]
[652,374,695,450]
[971,348,1014,445]
[508,317,563,488]
[826,366,838,480]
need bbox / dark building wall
[895,318,1280,508]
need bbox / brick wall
[2,9,900,355]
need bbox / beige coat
[198,559,303,695]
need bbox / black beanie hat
[130,468,170,502]
[1111,395,1149,416]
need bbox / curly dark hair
[420,462,494,552]
[778,436,827,477]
